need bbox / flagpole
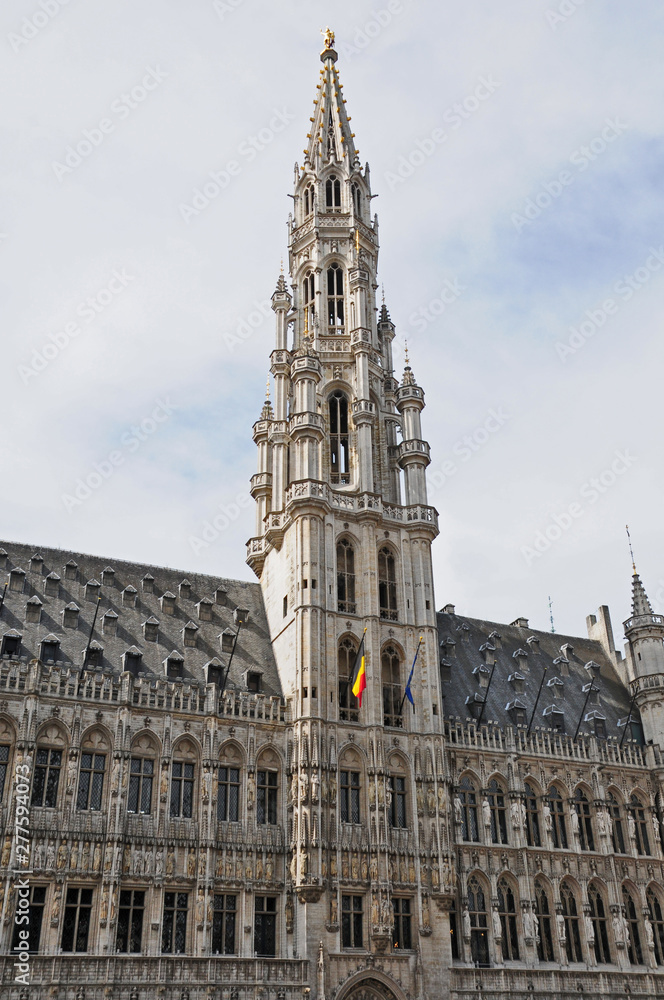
[398,637,422,716]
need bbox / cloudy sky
[3,0,663,641]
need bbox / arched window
[382,645,402,728]
[388,755,408,829]
[486,779,508,845]
[588,883,611,964]
[458,776,479,843]
[609,792,626,853]
[547,786,568,849]
[574,788,595,851]
[623,886,643,965]
[218,762,240,822]
[337,539,356,613]
[326,174,341,209]
[303,271,315,334]
[32,727,66,809]
[378,547,398,621]
[497,877,519,960]
[351,182,361,216]
[647,887,664,965]
[170,740,197,819]
[525,782,541,847]
[449,892,459,959]
[467,875,489,966]
[560,882,583,962]
[329,392,350,485]
[534,879,554,961]
[304,183,315,216]
[326,263,344,332]
[630,794,651,855]
[338,637,360,722]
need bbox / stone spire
[631,572,653,618]
[303,28,359,169]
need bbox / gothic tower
[624,568,664,745]
[247,30,450,979]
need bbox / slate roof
[0,540,282,697]
[437,609,641,742]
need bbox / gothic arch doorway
[337,974,405,1000]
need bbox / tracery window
[390,775,407,829]
[609,792,626,853]
[547,785,568,849]
[329,392,350,484]
[467,875,489,966]
[32,748,62,808]
[217,765,240,822]
[458,776,479,843]
[76,752,106,811]
[525,782,541,847]
[326,174,341,209]
[303,271,315,334]
[588,883,611,964]
[486,779,508,845]
[337,539,356,613]
[630,794,651,856]
[623,886,643,965]
[574,788,595,851]
[326,263,344,331]
[497,877,519,960]
[560,882,583,962]
[351,182,361,216]
[382,645,402,728]
[338,638,360,722]
[340,770,360,824]
[304,183,315,216]
[534,879,554,961]
[647,887,664,965]
[378,547,398,621]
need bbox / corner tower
[624,568,664,745]
[247,29,440,728]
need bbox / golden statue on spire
[321,27,335,50]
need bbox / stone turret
[624,569,664,745]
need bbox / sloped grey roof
[437,609,640,741]
[0,540,282,697]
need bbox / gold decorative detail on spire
[381,284,385,305]
[626,524,637,575]
[404,340,409,365]
[265,377,270,401]
[321,27,335,49]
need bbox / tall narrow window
[378,548,398,621]
[575,789,595,851]
[525,782,541,847]
[487,780,508,845]
[390,776,407,828]
[497,878,519,960]
[128,757,154,815]
[351,182,361,217]
[257,770,277,825]
[534,880,554,961]
[560,882,582,962]
[217,765,240,822]
[329,392,349,484]
[326,174,341,209]
[548,786,568,849]
[458,777,479,843]
[170,762,195,818]
[340,770,360,824]
[304,183,315,216]
[392,897,412,949]
[449,896,459,959]
[609,793,626,853]
[630,794,651,855]
[337,539,356,613]
[212,894,237,955]
[341,895,363,948]
[254,896,277,956]
[76,753,106,811]
[647,887,664,965]
[11,885,46,953]
[0,745,9,802]
[61,887,93,952]
[382,645,402,728]
[467,876,489,966]
[162,892,188,954]
[623,887,643,965]
[303,270,315,334]
[338,638,359,722]
[588,883,611,964]
[31,748,62,808]
[116,890,145,953]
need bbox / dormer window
[440,637,456,659]
[205,657,224,686]
[508,671,526,695]
[101,566,115,586]
[512,648,528,670]
[584,660,601,680]
[143,617,159,642]
[85,640,103,669]
[197,598,214,622]
[465,692,485,720]
[560,643,574,659]
[1,630,22,657]
[44,571,60,598]
[246,671,262,693]
[26,595,43,624]
[326,264,344,334]
[543,705,565,733]
[122,585,137,608]
[582,681,600,706]
[30,554,44,573]
[183,621,199,648]
[220,628,236,654]
[488,630,502,649]
[304,182,315,216]
[472,664,492,689]
[65,559,78,581]
[0,548,7,569]
[142,573,154,594]
[215,586,228,606]
[40,635,60,664]
[547,676,565,700]
[9,568,26,593]
[179,580,191,600]
[85,580,100,601]
[164,650,184,680]
[553,655,569,677]
[62,603,80,629]
[439,657,452,684]
[325,174,341,209]
[123,647,143,677]
[102,610,118,637]
[585,710,607,738]
[457,622,470,642]
[479,642,495,666]
[233,608,249,627]
[506,699,527,726]
[526,636,540,651]
[161,592,176,615]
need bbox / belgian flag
[351,632,367,707]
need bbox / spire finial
[626,524,637,575]
[548,595,555,634]
[404,340,409,366]
[265,377,270,401]
[280,257,284,275]
[321,26,335,50]
[381,284,385,305]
